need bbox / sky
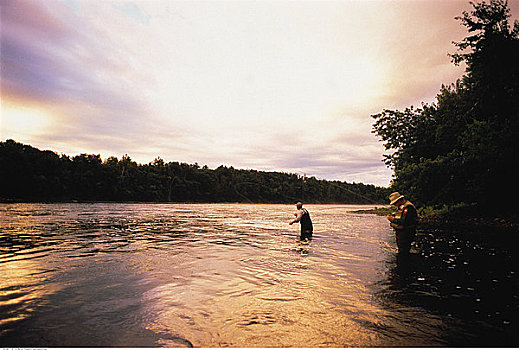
[2,1,518,187]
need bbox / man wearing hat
[386,192,418,254]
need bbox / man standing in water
[289,202,313,241]
[386,192,418,254]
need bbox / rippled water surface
[0,203,517,347]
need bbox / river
[0,203,517,347]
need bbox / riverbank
[354,204,519,237]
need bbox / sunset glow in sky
[2,1,518,186]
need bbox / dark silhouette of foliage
[0,139,388,204]
[372,0,519,213]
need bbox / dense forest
[0,140,389,204]
[372,0,518,214]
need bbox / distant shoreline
[0,199,385,206]
[0,140,389,205]
[351,206,392,215]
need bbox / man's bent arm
[290,210,303,224]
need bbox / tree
[453,0,519,209]
[372,0,519,212]
[0,140,388,204]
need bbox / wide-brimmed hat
[389,192,405,205]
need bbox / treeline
[372,0,518,214]
[0,140,389,204]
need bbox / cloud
[1,1,154,145]
[3,0,513,187]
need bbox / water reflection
[0,258,53,333]
[0,203,517,347]
[373,228,519,346]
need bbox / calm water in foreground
[0,203,517,347]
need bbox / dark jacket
[392,201,417,231]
